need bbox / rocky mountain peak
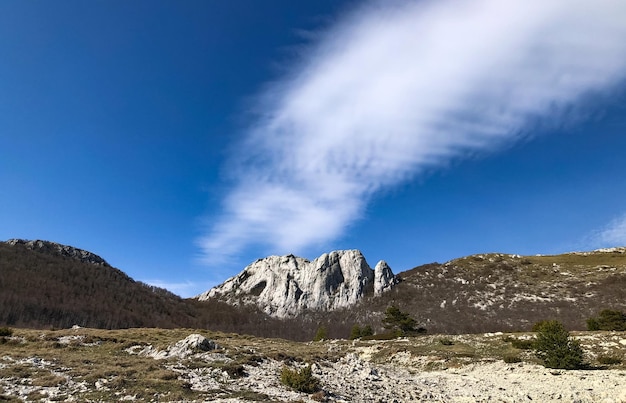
[4,239,109,266]
[196,249,398,318]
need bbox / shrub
[439,338,454,346]
[280,365,320,393]
[0,328,13,337]
[503,355,522,363]
[586,318,600,331]
[597,355,622,365]
[349,324,373,340]
[534,320,584,370]
[361,325,373,337]
[586,309,626,331]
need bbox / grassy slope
[0,327,624,402]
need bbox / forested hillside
[0,242,304,338]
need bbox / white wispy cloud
[200,0,626,264]
[586,213,626,249]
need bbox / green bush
[597,355,622,365]
[0,327,13,337]
[349,324,373,340]
[280,365,320,393]
[534,320,584,370]
[586,309,626,331]
[503,354,522,363]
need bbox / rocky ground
[0,328,624,402]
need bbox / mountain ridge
[1,238,625,339]
[4,238,110,266]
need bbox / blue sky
[1,0,625,298]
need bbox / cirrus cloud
[586,213,626,249]
[200,0,626,264]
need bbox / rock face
[4,239,109,266]
[197,250,397,318]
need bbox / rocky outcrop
[197,250,397,318]
[373,260,395,294]
[127,334,219,360]
[4,239,109,266]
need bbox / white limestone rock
[374,260,397,294]
[128,334,219,360]
[196,250,397,317]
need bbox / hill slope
[0,240,294,337]
[2,239,625,339]
[0,240,200,329]
[305,249,626,335]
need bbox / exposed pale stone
[197,250,397,317]
[128,334,219,360]
[374,260,397,294]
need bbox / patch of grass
[26,391,44,401]
[510,339,535,350]
[31,373,68,387]
[361,332,398,341]
[0,364,36,378]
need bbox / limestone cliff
[196,250,397,318]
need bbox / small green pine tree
[313,326,328,342]
[587,309,626,331]
[534,320,584,370]
[349,325,362,340]
[382,305,418,336]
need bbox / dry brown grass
[0,326,624,401]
